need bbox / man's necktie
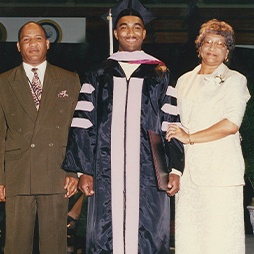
[30,68,42,110]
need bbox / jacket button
[31,144,35,148]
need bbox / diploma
[148,130,169,191]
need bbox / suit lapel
[9,65,38,121]
[37,63,60,122]
[214,63,229,78]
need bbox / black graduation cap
[101,0,156,28]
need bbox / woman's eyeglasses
[202,40,226,49]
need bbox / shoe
[67,216,78,235]
[67,216,78,246]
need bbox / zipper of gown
[123,77,130,254]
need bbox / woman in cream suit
[167,19,250,254]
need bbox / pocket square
[58,90,69,98]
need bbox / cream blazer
[176,63,250,186]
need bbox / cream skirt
[175,167,245,254]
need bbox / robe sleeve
[159,71,185,173]
[62,71,97,175]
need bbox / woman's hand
[166,124,189,143]
[167,119,239,145]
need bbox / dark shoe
[67,216,77,235]
[67,216,78,246]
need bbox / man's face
[17,23,50,66]
[114,15,146,52]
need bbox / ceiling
[0,0,253,45]
[0,0,253,7]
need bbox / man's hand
[165,174,180,197]
[64,177,78,198]
[0,185,6,202]
[78,174,95,196]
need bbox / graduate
[62,0,184,253]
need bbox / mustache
[125,35,137,39]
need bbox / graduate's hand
[64,177,79,198]
[0,185,6,202]
[78,174,95,196]
[166,174,180,196]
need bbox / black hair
[114,8,144,28]
[18,21,47,41]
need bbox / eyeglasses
[202,39,226,49]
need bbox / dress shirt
[119,61,140,80]
[23,61,47,87]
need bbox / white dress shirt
[23,61,47,87]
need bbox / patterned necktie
[30,68,42,110]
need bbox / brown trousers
[5,194,68,254]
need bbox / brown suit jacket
[0,63,80,197]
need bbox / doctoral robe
[62,51,184,254]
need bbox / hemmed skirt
[175,167,245,254]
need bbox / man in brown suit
[0,21,81,253]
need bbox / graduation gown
[62,51,184,254]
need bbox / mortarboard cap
[102,0,156,28]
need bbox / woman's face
[199,33,229,68]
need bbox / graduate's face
[114,15,146,52]
[17,23,50,66]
